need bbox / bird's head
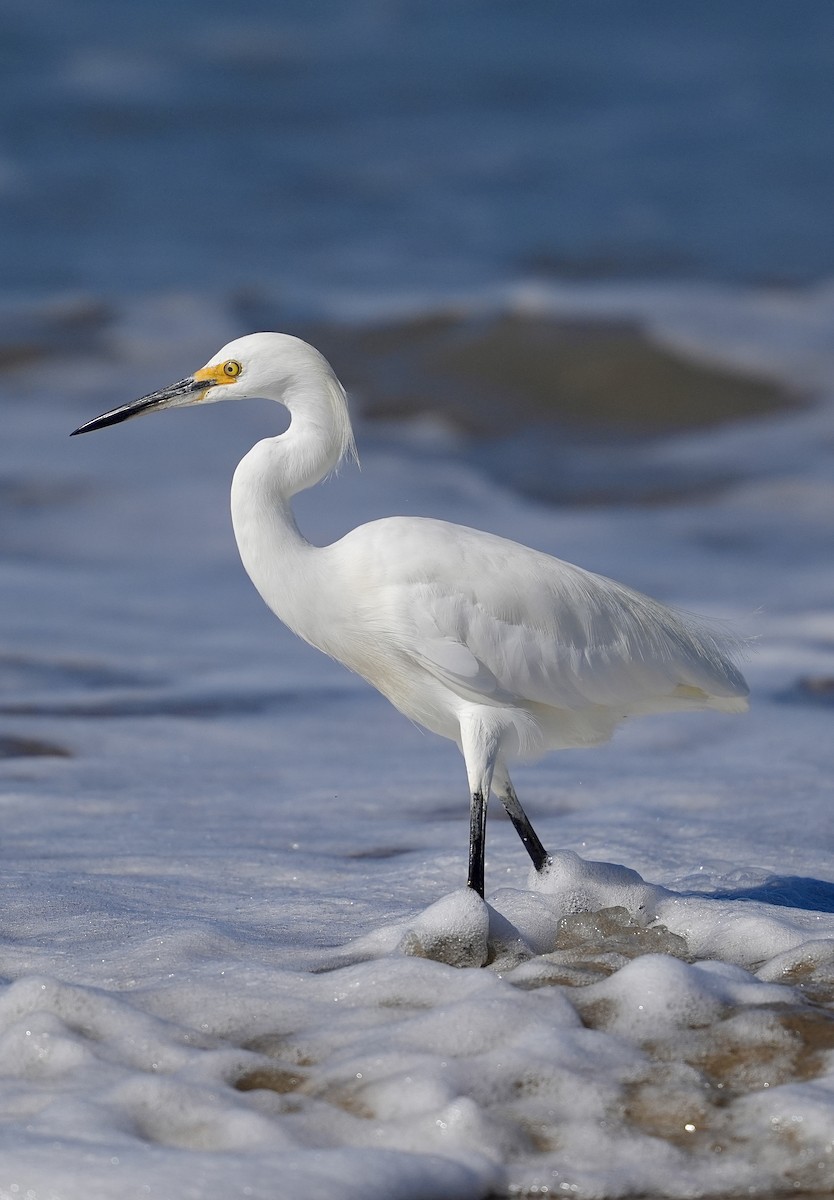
[70,332,335,435]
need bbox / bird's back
[323,516,748,742]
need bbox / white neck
[229,371,354,646]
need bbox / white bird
[72,332,749,897]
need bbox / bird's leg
[467,790,487,898]
[460,715,498,898]
[494,767,550,872]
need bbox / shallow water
[1,279,834,1197]
[3,5,834,1194]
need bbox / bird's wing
[409,632,515,705]
[375,522,748,713]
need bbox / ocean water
[3,5,834,1199]
[2,0,834,297]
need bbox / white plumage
[73,332,749,896]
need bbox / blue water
[6,10,834,1195]
[2,0,834,302]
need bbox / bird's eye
[223,359,242,378]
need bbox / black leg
[467,789,487,897]
[500,782,550,872]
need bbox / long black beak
[70,376,214,436]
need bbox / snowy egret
[72,333,748,897]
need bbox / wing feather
[352,518,748,714]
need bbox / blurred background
[3,0,834,496]
[2,0,834,714]
[3,0,834,295]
